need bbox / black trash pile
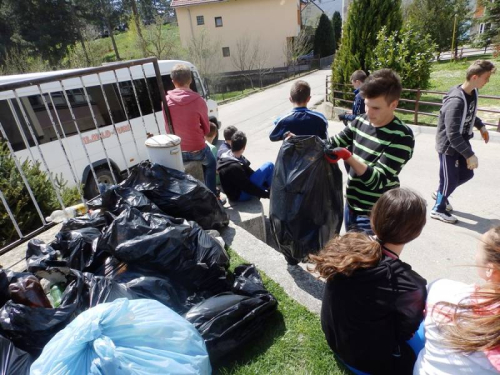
[0,163,277,372]
[270,136,344,265]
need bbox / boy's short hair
[223,126,238,141]
[466,60,496,80]
[290,80,311,104]
[207,122,217,138]
[350,70,367,83]
[171,64,192,86]
[360,69,402,104]
[231,131,247,152]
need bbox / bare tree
[68,25,110,68]
[231,35,259,88]
[187,30,222,79]
[283,30,312,73]
[144,15,181,59]
[252,38,272,88]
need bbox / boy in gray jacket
[431,60,496,224]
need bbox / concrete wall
[175,0,300,72]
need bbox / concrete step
[221,221,324,314]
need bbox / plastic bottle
[49,284,64,308]
[8,276,52,308]
[46,203,87,223]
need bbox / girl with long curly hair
[311,188,427,374]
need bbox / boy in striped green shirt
[327,69,415,233]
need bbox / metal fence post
[414,89,421,125]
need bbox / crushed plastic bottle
[46,203,87,223]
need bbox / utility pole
[451,14,458,61]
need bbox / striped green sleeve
[359,129,415,190]
[329,122,353,148]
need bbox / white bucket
[145,135,184,171]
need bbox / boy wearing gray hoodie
[431,60,496,224]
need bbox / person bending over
[218,131,273,202]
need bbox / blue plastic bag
[30,298,211,375]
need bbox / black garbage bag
[0,268,85,354]
[83,270,188,313]
[269,136,343,264]
[185,292,277,362]
[121,161,229,229]
[98,207,230,294]
[27,228,106,273]
[0,271,10,309]
[89,185,164,217]
[61,211,110,232]
[0,335,32,375]
[232,264,269,297]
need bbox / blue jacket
[344,89,365,122]
[269,107,328,141]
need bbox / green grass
[212,89,260,103]
[96,24,181,62]
[214,249,349,375]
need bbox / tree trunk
[77,28,91,66]
[108,21,121,60]
[130,0,147,57]
[99,0,121,60]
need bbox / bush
[370,24,436,90]
[0,142,81,248]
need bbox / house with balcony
[171,0,302,73]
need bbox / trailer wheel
[84,167,117,199]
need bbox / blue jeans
[239,162,274,201]
[344,204,373,235]
[182,145,217,194]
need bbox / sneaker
[431,191,453,212]
[430,210,458,224]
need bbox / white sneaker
[430,210,458,224]
[431,191,453,212]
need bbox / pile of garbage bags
[0,163,277,373]
[270,136,344,264]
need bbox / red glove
[324,147,352,164]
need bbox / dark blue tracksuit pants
[433,152,474,213]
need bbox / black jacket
[321,254,427,374]
[217,151,269,201]
[435,85,484,158]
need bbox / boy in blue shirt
[269,80,328,141]
[338,70,367,126]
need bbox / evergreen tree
[478,0,500,46]
[371,23,436,90]
[314,13,335,57]
[331,0,402,86]
[0,142,80,248]
[407,0,471,58]
[331,11,342,51]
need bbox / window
[215,17,223,27]
[480,23,485,34]
[196,15,204,25]
[222,47,230,57]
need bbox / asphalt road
[218,69,500,285]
